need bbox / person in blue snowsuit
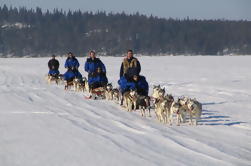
[63,52,82,81]
[84,51,108,90]
[48,55,60,76]
[118,73,149,96]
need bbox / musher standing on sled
[118,50,145,105]
[48,55,60,76]
[63,52,82,82]
[84,50,108,98]
[120,49,141,78]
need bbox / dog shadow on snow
[199,102,246,126]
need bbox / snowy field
[0,56,251,166]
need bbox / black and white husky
[105,83,114,100]
[123,89,138,112]
[137,95,151,117]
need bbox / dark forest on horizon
[0,5,251,57]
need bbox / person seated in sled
[131,74,149,96]
[48,54,60,77]
[118,69,149,96]
[120,49,141,79]
[84,50,108,91]
[118,68,149,105]
[63,52,82,82]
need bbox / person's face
[133,75,138,81]
[90,52,95,59]
[68,54,73,58]
[127,51,133,59]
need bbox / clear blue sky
[1,0,251,20]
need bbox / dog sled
[85,87,106,100]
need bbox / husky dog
[155,99,169,123]
[47,74,60,85]
[165,94,174,103]
[57,74,64,85]
[178,96,189,107]
[137,96,151,117]
[155,94,174,124]
[177,97,202,125]
[82,77,88,92]
[152,85,165,99]
[170,101,186,126]
[177,96,190,112]
[158,88,165,98]
[186,98,202,125]
[153,87,166,122]
[83,77,89,93]
[189,98,202,111]
[73,77,87,92]
[112,88,120,102]
[152,85,161,98]
[73,78,80,92]
[123,89,138,112]
[152,87,166,108]
[105,83,114,100]
[64,79,74,90]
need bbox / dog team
[46,49,202,126]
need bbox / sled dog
[152,85,161,98]
[84,78,89,93]
[137,95,151,117]
[112,88,120,102]
[186,98,202,125]
[155,94,174,124]
[105,83,114,100]
[177,97,202,125]
[123,89,138,112]
[57,74,64,84]
[155,98,169,123]
[73,77,87,92]
[170,101,186,126]
[152,85,165,98]
[64,79,74,90]
[47,74,60,85]
[152,86,166,108]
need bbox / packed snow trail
[0,56,250,166]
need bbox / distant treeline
[0,5,251,57]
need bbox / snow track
[0,56,250,166]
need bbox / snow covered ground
[0,56,250,166]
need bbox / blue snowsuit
[63,57,82,81]
[84,58,108,89]
[118,75,149,96]
[64,57,80,69]
[48,69,60,76]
